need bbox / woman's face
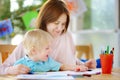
[46,13,67,38]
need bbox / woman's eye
[62,23,66,26]
[54,22,59,25]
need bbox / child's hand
[7,64,30,75]
[85,59,96,69]
[75,65,88,72]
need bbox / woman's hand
[75,65,88,72]
[7,64,30,75]
[85,59,96,69]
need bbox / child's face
[35,44,52,61]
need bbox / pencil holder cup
[100,54,113,74]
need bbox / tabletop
[0,68,120,80]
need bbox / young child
[14,29,88,74]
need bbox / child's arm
[60,64,88,72]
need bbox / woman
[0,0,96,75]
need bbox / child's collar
[25,55,43,63]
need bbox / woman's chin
[52,33,61,38]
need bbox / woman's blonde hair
[22,29,52,53]
[36,0,70,34]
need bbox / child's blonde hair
[22,29,52,53]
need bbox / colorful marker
[106,45,109,54]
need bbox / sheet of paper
[66,68,102,75]
[46,68,101,75]
[16,68,101,79]
[16,74,74,79]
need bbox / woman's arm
[60,64,88,72]
[6,64,30,75]
[0,43,26,75]
[60,64,75,71]
[67,32,96,69]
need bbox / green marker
[106,45,109,54]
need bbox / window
[84,0,116,30]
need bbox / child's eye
[46,47,49,50]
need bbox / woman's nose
[56,24,63,30]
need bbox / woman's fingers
[75,65,88,72]
[85,59,97,69]
[16,64,30,74]
[7,64,30,75]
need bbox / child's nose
[48,48,52,54]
